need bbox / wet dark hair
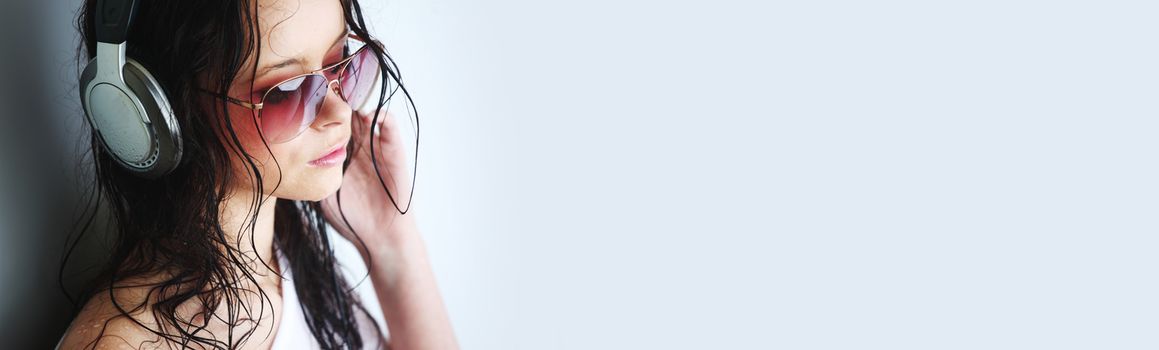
[60,0,411,348]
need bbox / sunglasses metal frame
[221,33,381,111]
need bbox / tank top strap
[271,247,324,350]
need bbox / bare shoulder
[57,281,279,350]
[56,290,177,350]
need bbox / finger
[375,111,403,142]
[351,112,373,141]
[355,109,382,136]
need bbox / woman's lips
[309,143,348,167]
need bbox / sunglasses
[214,34,385,144]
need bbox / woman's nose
[312,79,351,129]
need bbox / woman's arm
[360,215,459,350]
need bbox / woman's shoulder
[57,279,280,350]
[56,288,175,350]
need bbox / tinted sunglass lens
[341,48,380,110]
[261,74,328,143]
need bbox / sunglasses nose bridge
[325,78,345,100]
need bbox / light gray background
[3,0,1157,349]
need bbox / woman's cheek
[222,108,271,153]
[220,108,280,170]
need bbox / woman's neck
[218,187,280,277]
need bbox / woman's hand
[320,108,417,259]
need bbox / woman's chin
[284,169,346,202]
[314,171,346,201]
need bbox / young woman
[56,0,458,348]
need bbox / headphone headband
[95,0,138,44]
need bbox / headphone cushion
[120,59,182,177]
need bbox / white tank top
[272,247,388,350]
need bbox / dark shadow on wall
[0,0,113,348]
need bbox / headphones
[79,0,182,179]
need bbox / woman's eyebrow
[253,30,349,79]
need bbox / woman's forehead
[238,0,346,83]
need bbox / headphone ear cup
[79,55,183,179]
[121,58,182,178]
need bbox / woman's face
[215,0,352,201]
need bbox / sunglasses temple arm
[225,95,262,110]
